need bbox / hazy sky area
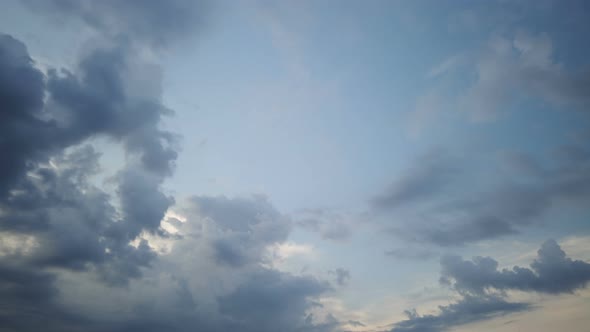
[1,1,590,331]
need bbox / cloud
[23,0,208,47]
[294,208,356,241]
[457,32,590,120]
[0,24,185,329]
[271,242,314,261]
[0,0,351,324]
[189,195,291,267]
[218,269,332,332]
[329,268,351,287]
[371,150,458,210]
[0,5,348,332]
[374,145,590,246]
[440,239,590,295]
[0,30,179,276]
[391,240,590,332]
[391,295,529,332]
[0,34,53,198]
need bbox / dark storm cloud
[23,0,208,47]
[0,34,55,198]
[376,145,590,246]
[391,240,590,332]
[0,30,181,329]
[0,146,157,283]
[440,239,590,295]
[0,31,176,246]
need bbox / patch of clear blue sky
[163,0,590,216]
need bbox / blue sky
[1,1,590,331]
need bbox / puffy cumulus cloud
[0,145,154,280]
[0,174,338,331]
[374,145,590,246]
[21,194,335,332]
[0,30,176,272]
[391,240,590,332]
[23,0,208,47]
[0,18,181,330]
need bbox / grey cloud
[0,34,56,199]
[23,0,208,47]
[190,195,291,267]
[114,168,174,240]
[421,217,517,247]
[0,0,222,331]
[440,239,590,295]
[0,31,176,267]
[294,208,353,241]
[0,30,182,330]
[329,268,351,286]
[193,195,283,232]
[0,146,157,284]
[46,43,179,177]
[0,263,91,332]
[218,268,332,332]
[212,237,250,268]
[391,240,590,332]
[391,295,529,332]
[371,151,458,210]
[459,32,590,119]
[376,145,590,246]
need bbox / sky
[0,1,590,331]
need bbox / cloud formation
[375,145,590,246]
[23,0,207,47]
[391,240,590,332]
[294,208,354,241]
[440,239,590,295]
[0,26,185,332]
[392,295,529,332]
